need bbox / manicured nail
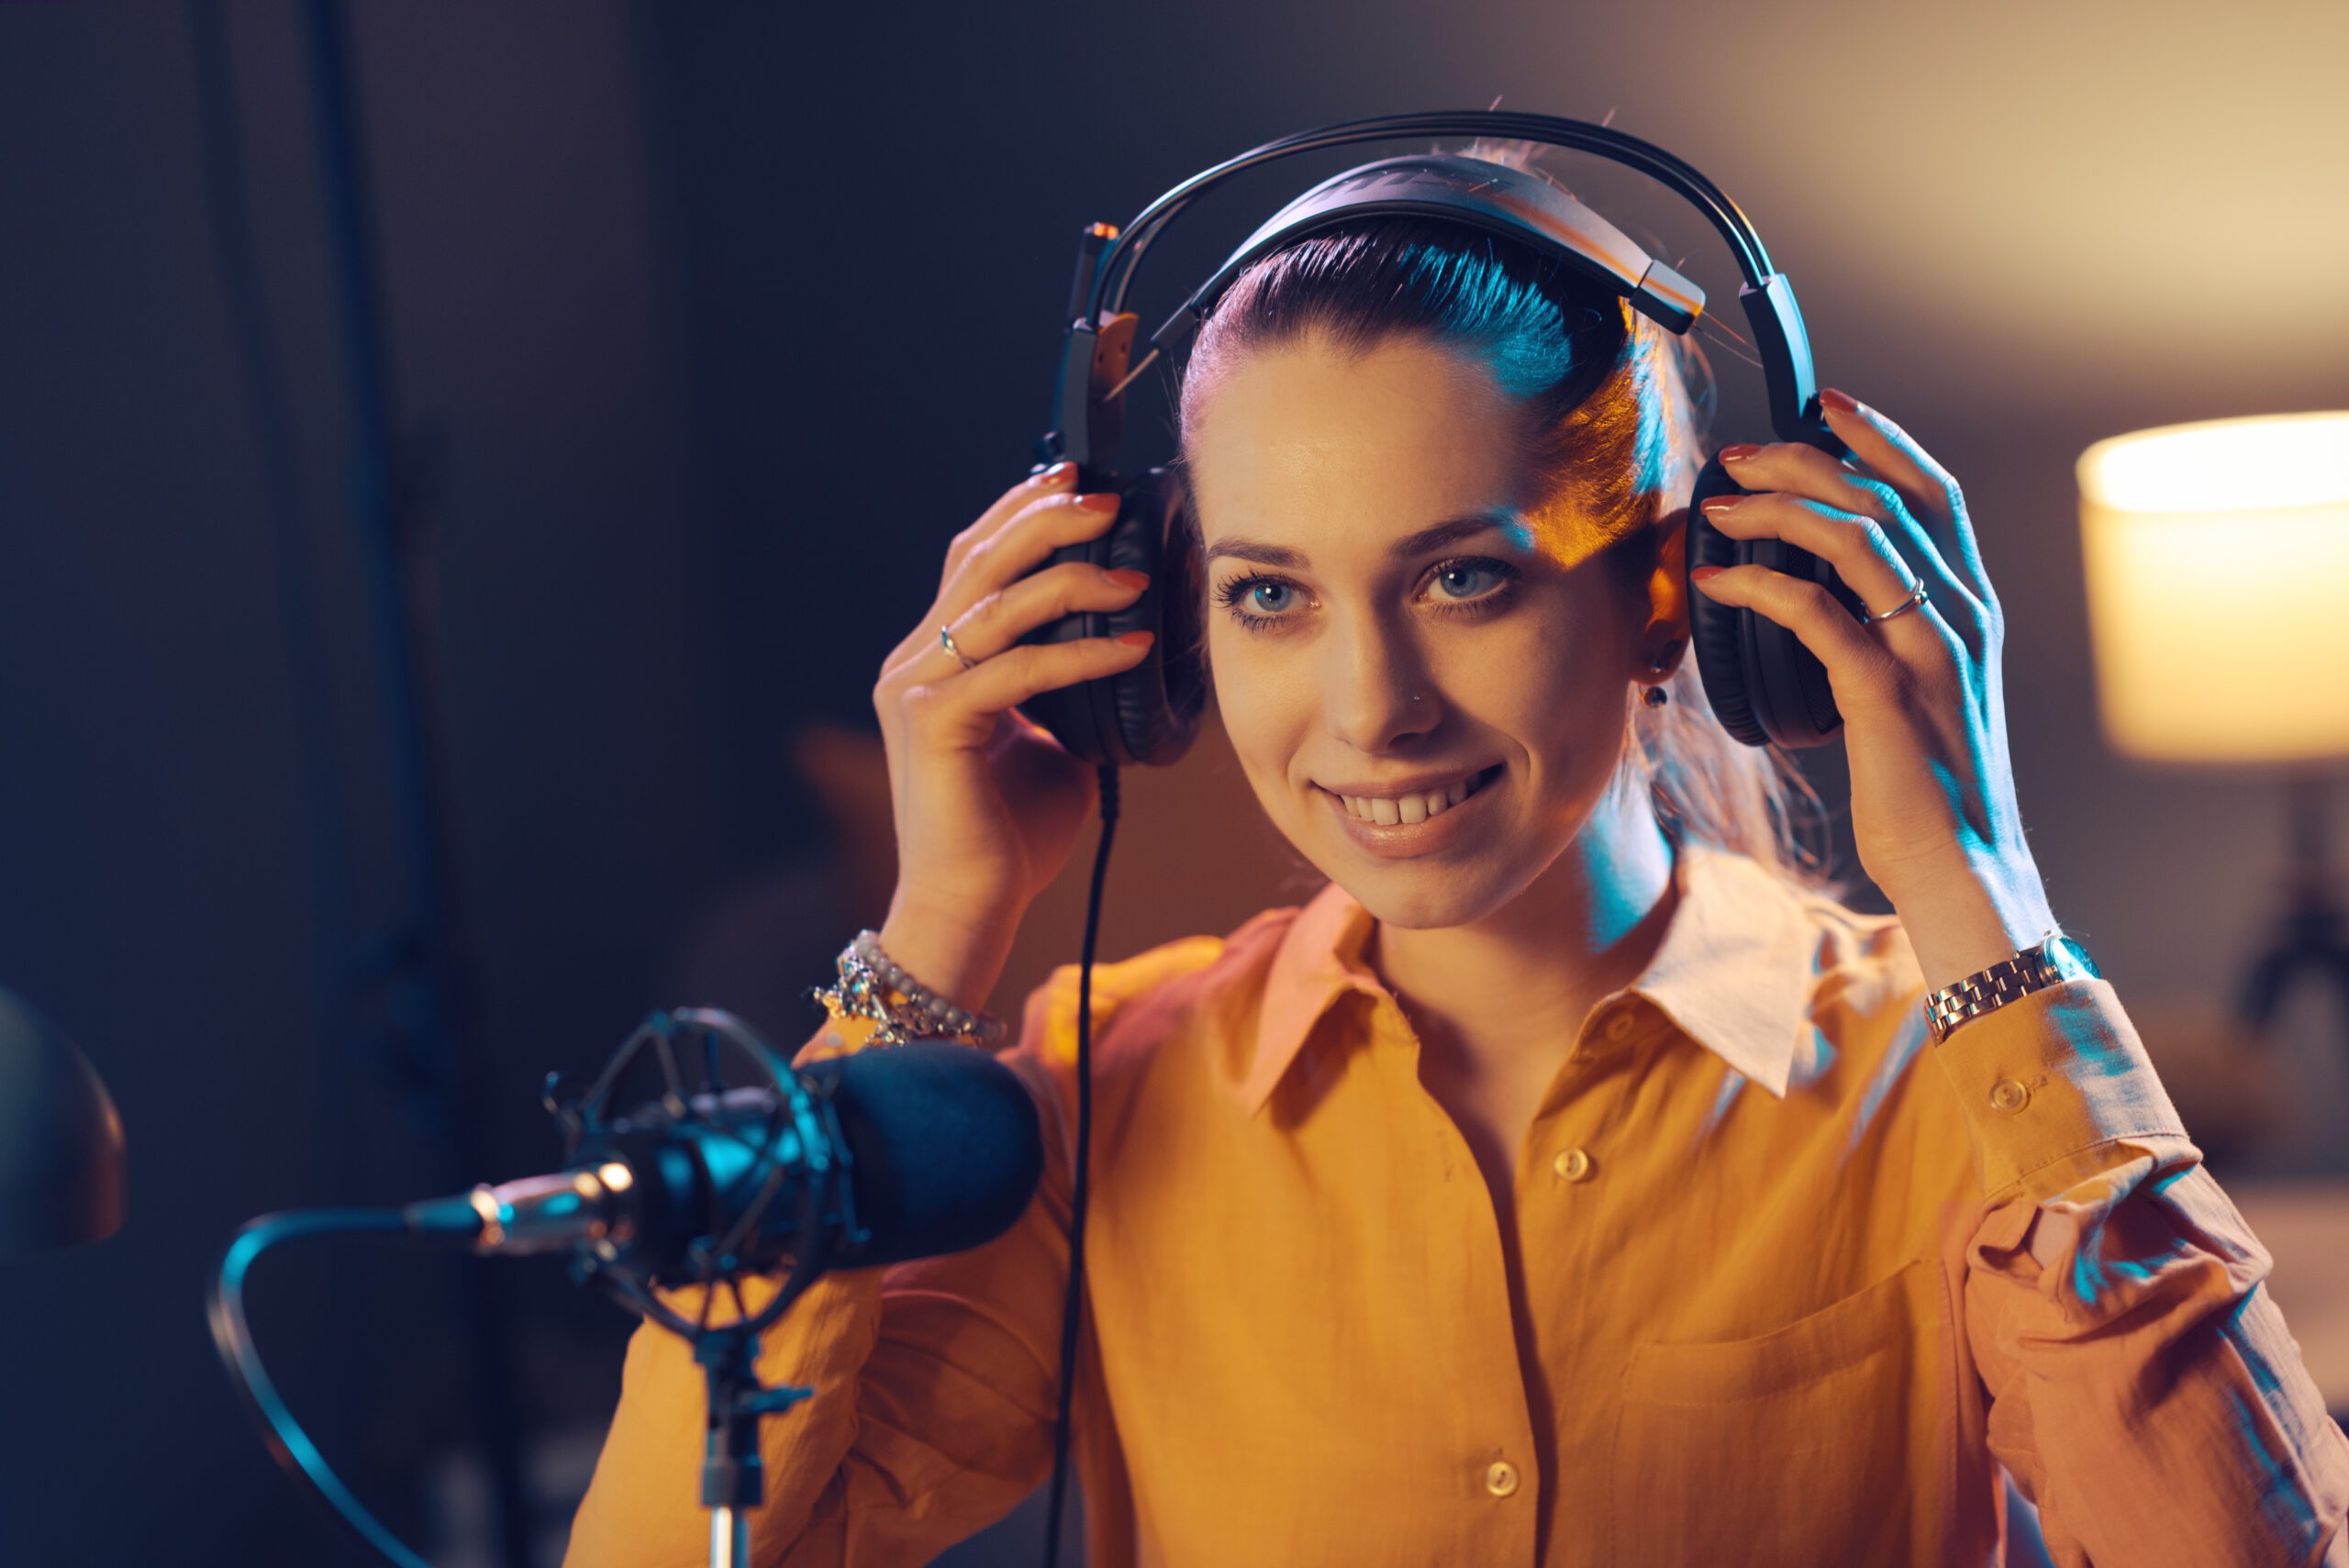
[1037,461,1075,484]
[1718,443,1763,462]
[1699,495,1744,517]
[1115,629,1156,648]
[1105,569,1150,591]
[1819,387,1861,417]
[1075,493,1121,514]
[1691,565,1725,582]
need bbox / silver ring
[1858,580,1929,626]
[940,623,980,671]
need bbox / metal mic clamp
[546,1007,852,1568]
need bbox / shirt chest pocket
[1607,1256,1947,1566]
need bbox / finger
[948,491,1125,622]
[1720,441,1987,634]
[1689,562,1904,710]
[941,461,1078,581]
[886,464,1078,672]
[947,558,1151,667]
[890,491,1123,678]
[1816,391,1992,596]
[1698,492,1947,651]
[904,634,1155,750]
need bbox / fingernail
[1718,443,1763,462]
[1819,387,1861,416]
[1690,565,1725,582]
[1037,461,1075,484]
[1105,568,1150,591]
[1115,629,1156,648]
[1699,495,1744,517]
[1074,493,1121,514]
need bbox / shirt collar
[1236,841,1827,1117]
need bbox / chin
[1291,847,1514,931]
[1347,875,1511,931]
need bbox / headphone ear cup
[1684,450,1851,750]
[1012,467,1205,767]
[1100,465,1205,767]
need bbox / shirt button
[1484,1459,1520,1496]
[1603,1011,1637,1043]
[1989,1078,2031,1114]
[1553,1147,1595,1182]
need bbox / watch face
[2045,934,2100,983]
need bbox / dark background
[3,3,2344,1564]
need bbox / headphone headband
[1041,109,1837,472]
[1163,153,1705,354]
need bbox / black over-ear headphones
[1015,109,1869,762]
[1008,112,1868,1567]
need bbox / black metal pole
[299,4,537,1562]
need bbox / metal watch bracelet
[1922,927,2100,1046]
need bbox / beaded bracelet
[807,929,1010,1050]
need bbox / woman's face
[1186,329,1666,930]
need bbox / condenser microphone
[401,1039,1044,1278]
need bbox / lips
[1319,763,1506,860]
[1325,763,1502,825]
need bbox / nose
[1323,614,1441,754]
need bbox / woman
[564,140,2349,1565]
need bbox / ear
[1641,507,1693,660]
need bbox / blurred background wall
[0,2,2343,1563]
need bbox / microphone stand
[210,1006,863,1568]
[549,1007,863,1568]
[696,1327,813,1568]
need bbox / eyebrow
[1203,510,1523,571]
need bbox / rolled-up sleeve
[1933,976,2349,1566]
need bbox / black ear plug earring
[1642,639,1684,708]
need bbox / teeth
[1339,769,1491,823]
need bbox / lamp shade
[0,987,126,1256]
[2077,411,2349,764]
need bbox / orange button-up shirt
[564,842,2349,1566]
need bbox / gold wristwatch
[1922,928,2100,1046]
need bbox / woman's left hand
[1687,388,2059,991]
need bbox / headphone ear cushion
[1013,467,1205,767]
[1685,452,1771,748]
[1099,466,1206,767]
[1684,450,1854,751]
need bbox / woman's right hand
[867,462,1154,1008]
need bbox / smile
[1317,764,1505,861]
[1324,763,1503,825]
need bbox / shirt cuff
[1928,975,2194,1204]
[795,1008,887,1064]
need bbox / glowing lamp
[2077,411,2349,1046]
[2077,411,2349,764]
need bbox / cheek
[1203,639,1333,811]
[1461,614,1631,773]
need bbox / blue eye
[1431,562,1502,600]
[1211,555,1522,635]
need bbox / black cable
[206,1210,436,1568]
[1042,762,1119,1567]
